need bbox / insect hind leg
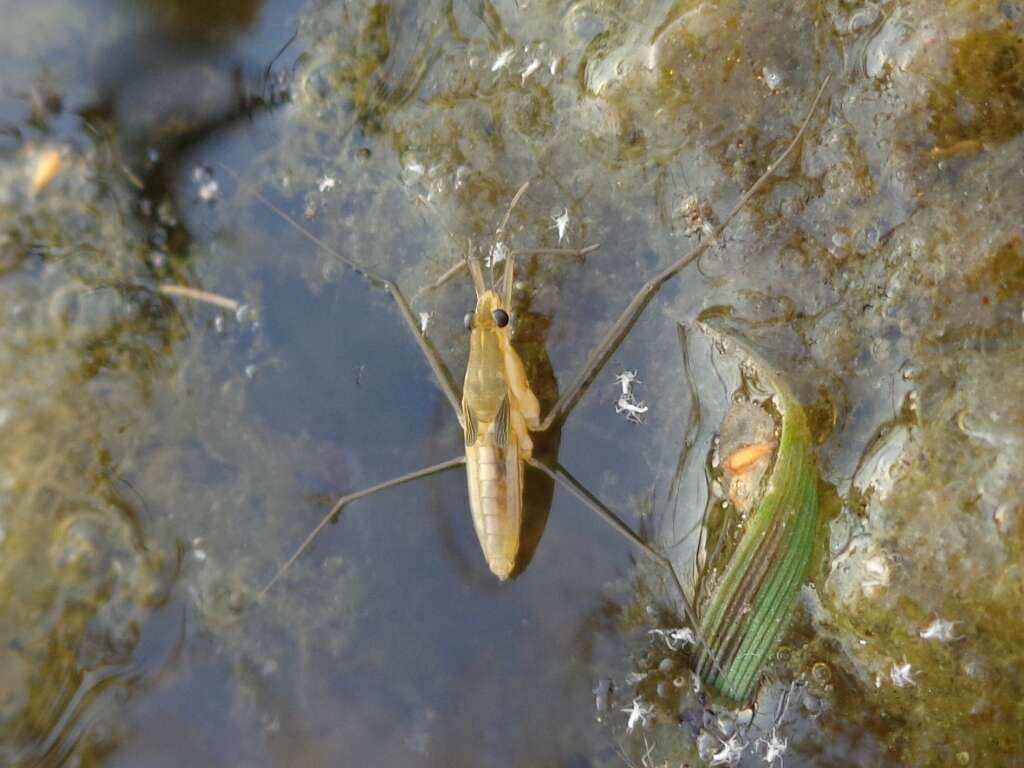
[524,456,723,677]
[260,455,466,598]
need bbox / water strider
[227,74,831,700]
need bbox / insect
[222,74,831,695]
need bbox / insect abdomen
[466,440,522,580]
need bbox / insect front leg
[536,75,832,432]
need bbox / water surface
[1,1,1022,766]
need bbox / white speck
[758,728,788,765]
[762,67,783,91]
[861,554,890,597]
[192,166,220,203]
[317,175,336,192]
[551,208,569,243]
[919,617,959,641]
[521,59,541,84]
[419,312,431,334]
[711,734,747,766]
[614,369,640,396]
[549,56,560,76]
[401,160,426,186]
[621,697,654,733]
[616,395,649,423]
[198,180,219,202]
[613,370,649,423]
[624,670,648,685]
[244,364,257,379]
[890,660,915,687]
[491,49,515,72]
[648,627,696,650]
[487,241,509,267]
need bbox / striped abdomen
[465,426,523,580]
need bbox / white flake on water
[919,617,959,641]
[621,697,654,733]
[613,369,648,423]
[711,734,747,766]
[614,369,640,396]
[317,175,336,192]
[648,627,696,650]
[890,660,915,687]
[487,241,509,267]
[861,554,890,597]
[616,395,649,423]
[551,207,569,243]
[762,66,783,91]
[521,58,541,84]
[192,166,220,203]
[758,728,788,765]
[491,49,515,72]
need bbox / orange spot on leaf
[724,441,776,475]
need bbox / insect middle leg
[259,456,466,597]
[215,162,465,424]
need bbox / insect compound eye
[492,308,510,328]
[464,312,474,331]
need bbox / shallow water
[1,1,1022,766]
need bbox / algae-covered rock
[810,346,1024,767]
